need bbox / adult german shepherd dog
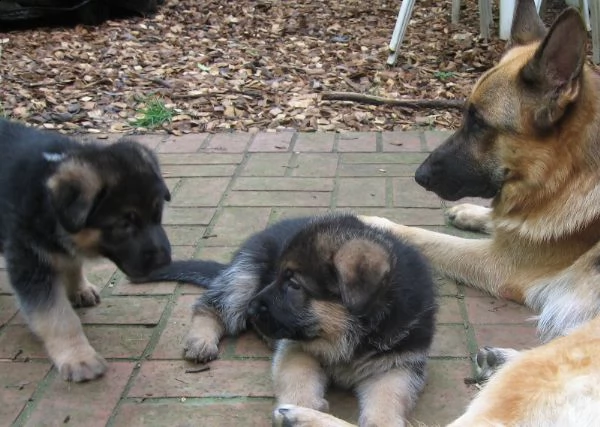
[0,119,171,382]
[274,2,600,426]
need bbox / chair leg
[452,0,461,24]
[386,0,417,65]
[590,0,600,64]
[479,0,492,39]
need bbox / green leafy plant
[433,71,455,81]
[134,97,175,129]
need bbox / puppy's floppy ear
[333,239,390,314]
[47,160,103,233]
[520,8,587,128]
[509,0,546,46]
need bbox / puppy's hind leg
[61,258,100,308]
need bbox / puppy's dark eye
[118,212,140,229]
[287,279,301,290]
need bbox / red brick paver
[0,129,542,426]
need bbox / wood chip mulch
[0,0,576,134]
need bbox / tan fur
[276,5,600,427]
[46,159,101,199]
[299,301,357,364]
[273,341,329,411]
[354,4,600,427]
[448,317,600,427]
[52,255,100,307]
[27,283,106,382]
[184,306,225,362]
[71,229,102,256]
[356,369,418,427]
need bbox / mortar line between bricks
[118,396,275,405]
[376,131,383,152]
[11,367,57,426]
[456,283,479,376]
[191,151,252,258]
[330,153,342,210]
[332,133,340,152]
[418,131,427,151]
[105,287,182,427]
[197,133,212,151]
[385,176,394,208]
[284,151,299,178]
[287,131,299,153]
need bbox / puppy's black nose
[144,247,171,270]
[247,299,268,317]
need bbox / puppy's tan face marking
[71,229,102,255]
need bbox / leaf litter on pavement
[0,0,579,135]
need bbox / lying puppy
[0,119,171,381]
[142,213,437,426]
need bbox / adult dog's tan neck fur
[493,68,600,243]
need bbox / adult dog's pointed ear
[509,0,546,46]
[520,8,588,128]
[333,239,390,314]
[47,160,103,233]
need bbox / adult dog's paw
[475,346,520,383]
[446,204,493,233]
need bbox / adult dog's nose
[415,162,431,188]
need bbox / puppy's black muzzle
[115,225,172,279]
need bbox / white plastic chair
[387,0,600,65]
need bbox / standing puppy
[0,119,172,381]
[143,213,437,426]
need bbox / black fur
[0,118,171,336]
[143,212,436,366]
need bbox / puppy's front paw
[446,204,492,233]
[475,346,520,382]
[71,283,101,308]
[273,404,351,427]
[183,333,219,363]
[55,345,107,382]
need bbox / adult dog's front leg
[359,216,516,299]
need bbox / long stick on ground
[321,91,465,109]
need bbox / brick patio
[0,130,539,427]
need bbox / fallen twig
[321,91,465,109]
[185,366,210,374]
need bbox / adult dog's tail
[132,260,227,288]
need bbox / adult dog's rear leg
[359,216,517,301]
